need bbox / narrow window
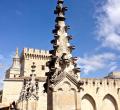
[41,65,45,70]
[14,75,16,78]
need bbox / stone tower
[44,0,82,109]
[6,48,21,78]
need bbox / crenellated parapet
[19,48,50,77]
[79,78,120,110]
[21,48,50,60]
[81,78,120,88]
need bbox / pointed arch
[101,94,118,110]
[81,94,96,110]
[62,81,71,91]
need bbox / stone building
[1,0,120,110]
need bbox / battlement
[23,48,49,55]
[81,78,120,87]
[21,48,50,60]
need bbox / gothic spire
[6,48,21,78]
[14,48,19,58]
[12,48,20,68]
[51,0,72,57]
[44,0,80,92]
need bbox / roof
[105,72,120,79]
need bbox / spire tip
[16,48,19,55]
[14,48,19,58]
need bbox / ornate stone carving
[18,63,39,102]
[44,0,82,94]
[18,74,39,102]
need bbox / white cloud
[77,53,118,74]
[96,0,120,50]
[0,54,12,90]
[0,54,4,60]
[0,55,4,69]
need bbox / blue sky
[0,0,120,89]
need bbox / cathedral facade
[1,0,120,110]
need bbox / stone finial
[14,48,19,58]
[16,48,19,55]
[58,0,63,1]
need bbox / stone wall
[80,78,120,110]
[2,48,120,110]
[2,79,23,104]
[2,77,120,110]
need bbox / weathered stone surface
[1,0,120,109]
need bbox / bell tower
[6,48,21,78]
[44,0,82,110]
